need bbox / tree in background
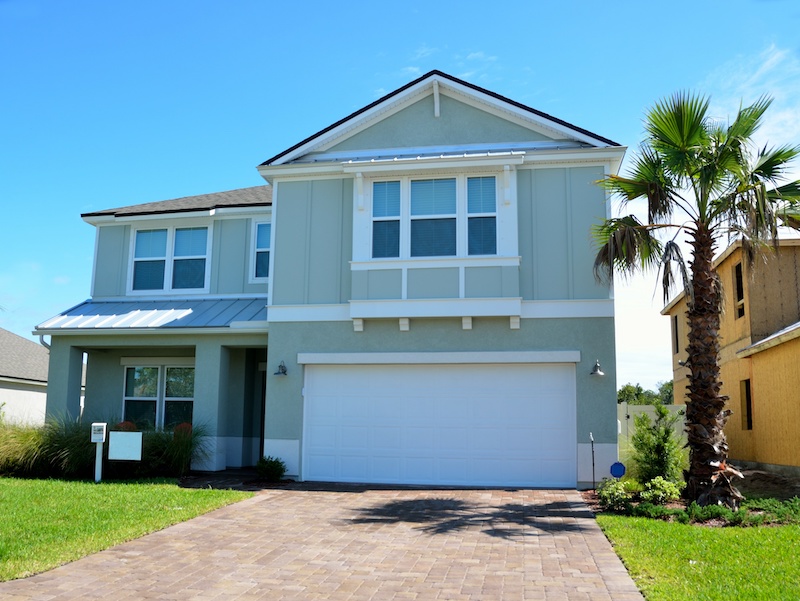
[595,93,800,507]
[618,381,673,405]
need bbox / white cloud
[412,44,438,60]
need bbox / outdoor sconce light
[590,360,605,377]
[274,361,288,376]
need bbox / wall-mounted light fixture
[590,360,605,377]
[274,361,288,376]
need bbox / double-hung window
[123,364,195,430]
[132,226,210,292]
[253,222,272,279]
[371,175,497,259]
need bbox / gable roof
[261,70,621,167]
[0,328,49,383]
[82,185,272,220]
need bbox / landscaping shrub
[255,455,287,482]
[597,477,632,512]
[630,403,685,484]
[639,476,683,505]
[0,419,208,479]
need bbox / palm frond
[660,240,691,305]
[645,92,710,177]
[592,215,664,282]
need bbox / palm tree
[594,93,800,508]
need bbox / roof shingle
[0,328,49,383]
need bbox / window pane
[165,367,195,398]
[468,177,496,213]
[164,401,193,430]
[256,223,271,249]
[172,258,205,289]
[174,227,207,257]
[125,367,159,398]
[373,181,400,217]
[125,400,157,430]
[468,217,497,255]
[372,220,400,258]
[411,179,456,215]
[411,218,456,257]
[134,230,167,259]
[133,260,165,290]
[256,250,270,278]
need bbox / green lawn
[0,478,252,582]
[598,514,800,600]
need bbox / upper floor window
[371,175,497,259]
[734,262,745,318]
[132,226,210,292]
[253,222,272,280]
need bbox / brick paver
[0,487,643,600]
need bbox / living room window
[370,175,497,259]
[123,364,195,430]
[132,226,210,292]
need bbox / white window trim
[248,219,272,284]
[120,358,196,430]
[127,222,213,295]
[353,169,518,265]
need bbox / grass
[598,514,800,600]
[0,477,252,582]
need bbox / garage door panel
[303,364,576,487]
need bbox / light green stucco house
[38,71,626,488]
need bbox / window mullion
[400,178,410,259]
[457,175,467,257]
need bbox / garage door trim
[298,350,581,365]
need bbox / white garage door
[303,363,576,487]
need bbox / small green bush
[630,404,685,484]
[256,455,287,482]
[639,476,683,505]
[597,478,632,512]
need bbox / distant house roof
[36,298,267,333]
[261,69,621,167]
[82,185,272,219]
[0,328,49,383]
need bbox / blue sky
[2,0,800,390]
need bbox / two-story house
[38,70,625,488]
[663,238,800,477]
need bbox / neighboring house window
[371,175,497,259]
[672,314,680,355]
[734,262,745,318]
[740,379,752,430]
[254,222,272,279]
[123,364,195,430]
[132,226,210,292]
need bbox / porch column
[193,340,229,471]
[45,338,83,421]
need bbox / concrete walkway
[0,487,643,600]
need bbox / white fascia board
[267,304,351,322]
[341,154,525,174]
[349,298,522,319]
[298,350,581,365]
[83,210,215,226]
[258,163,347,183]
[520,300,614,319]
[522,147,627,172]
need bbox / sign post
[90,423,107,483]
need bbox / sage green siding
[352,269,403,300]
[265,317,617,445]
[272,178,353,305]
[93,225,130,298]
[407,267,459,299]
[464,266,519,298]
[325,94,554,153]
[517,166,609,301]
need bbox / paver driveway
[0,487,643,600]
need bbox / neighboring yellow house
[662,239,800,476]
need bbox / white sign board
[108,431,143,461]
[91,423,107,443]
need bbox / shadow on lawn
[350,497,593,539]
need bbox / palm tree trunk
[683,223,743,507]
